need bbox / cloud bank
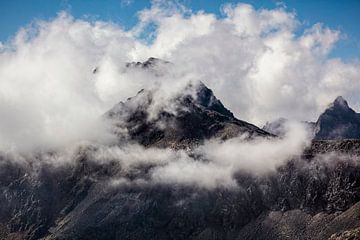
[0,1,360,151]
[81,121,310,189]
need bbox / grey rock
[315,96,360,140]
[106,81,271,148]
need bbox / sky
[0,0,359,60]
[0,0,360,152]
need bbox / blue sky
[0,0,359,59]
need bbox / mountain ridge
[106,80,271,148]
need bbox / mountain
[314,96,360,140]
[1,59,360,240]
[1,139,360,240]
[263,96,360,141]
[106,81,270,148]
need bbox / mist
[61,121,309,189]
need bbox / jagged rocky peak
[106,57,271,144]
[315,96,360,140]
[331,96,351,111]
[194,82,234,118]
[106,80,270,148]
[334,96,348,106]
[264,96,360,140]
[115,57,232,119]
[107,81,235,121]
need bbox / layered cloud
[0,1,360,151]
[75,120,310,189]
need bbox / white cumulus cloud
[0,1,360,152]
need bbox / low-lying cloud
[88,121,310,189]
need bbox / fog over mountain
[0,58,360,239]
[1,1,360,239]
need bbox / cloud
[0,13,134,151]
[121,0,134,7]
[1,120,355,190]
[0,1,360,152]
[87,121,311,189]
[150,121,310,188]
[130,1,360,125]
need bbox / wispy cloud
[121,0,134,7]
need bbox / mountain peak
[106,80,270,148]
[314,96,360,140]
[193,82,234,118]
[333,96,349,109]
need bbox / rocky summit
[106,81,270,148]
[263,96,360,141]
[1,59,360,240]
[314,96,360,140]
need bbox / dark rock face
[315,96,360,140]
[1,145,360,240]
[106,81,270,148]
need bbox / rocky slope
[1,141,360,240]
